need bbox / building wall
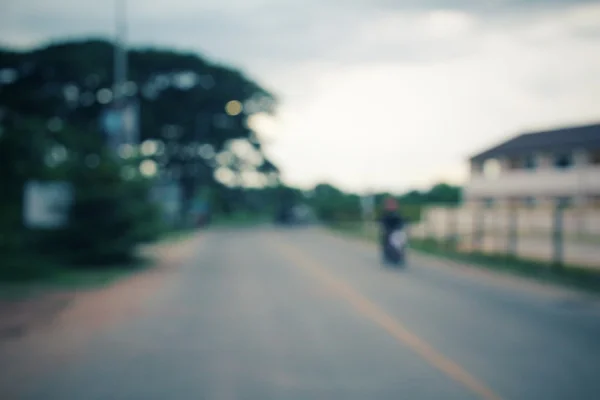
[465,148,600,206]
[420,206,600,236]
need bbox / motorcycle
[382,229,407,266]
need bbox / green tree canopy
[0,38,281,218]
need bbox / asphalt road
[19,227,600,400]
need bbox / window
[523,197,537,207]
[483,198,495,208]
[483,159,501,178]
[555,197,573,208]
[524,154,537,170]
[471,162,483,174]
[508,157,521,170]
[554,153,573,169]
[589,149,600,165]
[589,195,600,208]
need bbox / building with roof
[463,122,600,208]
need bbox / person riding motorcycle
[380,197,404,232]
[379,197,406,259]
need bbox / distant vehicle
[290,204,313,225]
[274,206,293,225]
[196,212,211,227]
[274,204,314,226]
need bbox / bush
[0,252,59,282]
[55,158,163,266]
[0,115,164,278]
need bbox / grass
[210,213,272,228]
[0,227,200,300]
[159,227,200,243]
[0,255,152,301]
[329,221,600,294]
[466,229,600,245]
[48,257,151,288]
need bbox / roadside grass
[330,221,600,294]
[210,213,272,228]
[0,227,197,299]
[465,229,600,245]
[0,254,152,300]
[159,226,199,243]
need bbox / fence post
[422,208,429,240]
[425,208,433,241]
[472,205,483,253]
[552,203,564,269]
[577,205,587,239]
[507,205,518,258]
[446,206,457,251]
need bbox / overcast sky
[3,0,600,193]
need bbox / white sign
[23,181,73,229]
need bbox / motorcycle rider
[379,197,406,258]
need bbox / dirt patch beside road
[0,293,72,340]
[0,234,201,398]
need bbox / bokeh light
[141,140,158,156]
[225,100,243,116]
[140,159,158,177]
[119,144,135,159]
[96,88,113,104]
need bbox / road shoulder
[0,234,201,398]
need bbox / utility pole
[361,147,376,233]
[114,0,127,100]
[113,0,128,150]
[575,150,587,237]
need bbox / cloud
[366,0,600,14]
[262,3,600,192]
[2,1,595,74]
[329,9,482,65]
[3,0,590,60]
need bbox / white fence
[410,206,600,269]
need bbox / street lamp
[107,0,128,154]
[110,0,140,153]
[114,0,127,103]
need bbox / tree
[0,39,280,221]
[425,183,461,204]
[0,109,162,269]
[0,115,53,279]
[297,182,463,225]
[309,183,362,222]
[59,155,162,265]
[1,38,281,273]
[400,190,425,204]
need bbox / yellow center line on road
[275,239,505,400]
